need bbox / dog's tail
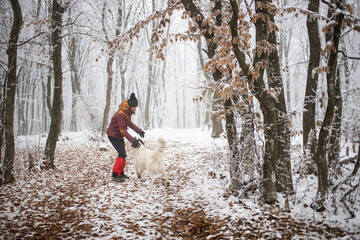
[153,138,166,160]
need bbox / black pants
[108,136,126,158]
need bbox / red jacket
[106,100,142,143]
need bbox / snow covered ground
[1,128,359,239]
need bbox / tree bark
[350,141,360,177]
[231,94,257,195]
[196,39,212,129]
[211,90,224,138]
[144,52,153,129]
[69,36,79,132]
[144,0,157,130]
[229,0,276,202]
[229,0,292,203]
[101,55,114,137]
[1,0,22,185]
[43,0,65,169]
[328,67,342,179]
[224,97,238,163]
[100,1,115,137]
[41,76,49,133]
[314,1,344,211]
[266,4,293,194]
[303,0,321,152]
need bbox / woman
[107,93,145,182]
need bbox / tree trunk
[144,0,157,130]
[182,88,186,128]
[144,52,153,129]
[42,0,65,169]
[229,0,280,203]
[278,5,293,112]
[261,104,278,203]
[46,67,52,120]
[266,8,293,194]
[211,90,224,138]
[0,92,4,174]
[100,1,117,137]
[231,94,257,195]
[16,74,25,135]
[69,36,79,132]
[116,1,131,102]
[101,55,114,137]
[314,2,344,211]
[350,140,360,177]
[225,97,241,193]
[328,67,342,180]
[29,85,36,134]
[41,77,49,133]
[303,0,321,152]
[0,0,22,185]
[196,36,213,130]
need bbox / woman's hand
[132,140,141,148]
[139,131,145,138]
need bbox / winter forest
[1,0,360,238]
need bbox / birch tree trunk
[42,0,65,169]
[1,0,22,185]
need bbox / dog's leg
[149,172,156,184]
[136,168,143,179]
[139,168,145,179]
[159,164,169,186]
[135,162,141,179]
[163,173,169,186]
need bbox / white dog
[132,138,169,186]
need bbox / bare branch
[338,50,360,60]
[17,31,46,47]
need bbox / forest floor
[1,129,359,239]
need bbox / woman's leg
[108,136,126,158]
[108,136,127,176]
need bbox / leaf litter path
[0,129,352,239]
